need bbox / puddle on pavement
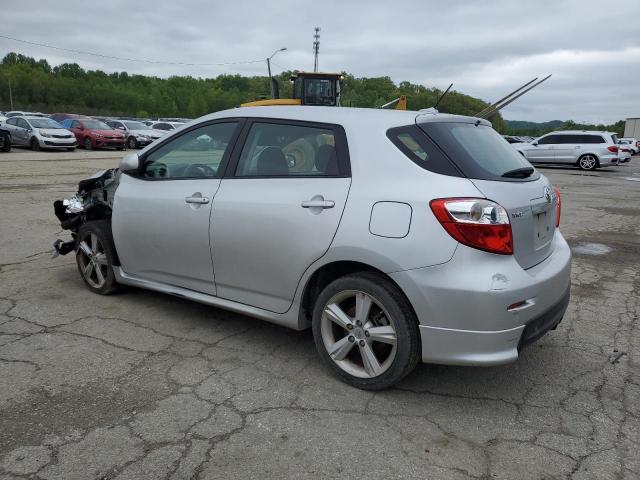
[571,243,613,256]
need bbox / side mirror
[532,141,538,146]
[119,153,139,173]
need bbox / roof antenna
[434,83,453,109]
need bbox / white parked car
[516,130,620,170]
[619,137,639,155]
[105,120,164,149]
[3,116,76,151]
[149,121,185,134]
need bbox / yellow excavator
[241,72,408,110]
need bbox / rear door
[553,134,581,164]
[418,120,558,269]
[112,120,242,295]
[210,119,351,313]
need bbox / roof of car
[550,130,611,135]
[203,106,488,128]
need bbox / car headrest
[256,146,288,176]
[315,144,338,175]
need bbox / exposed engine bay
[52,168,120,257]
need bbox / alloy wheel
[77,233,109,289]
[320,290,397,378]
[579,155,597,170]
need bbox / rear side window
[387,126,461,177]
[418,122,539,182]
[234,121,349,177]
[579,135,606,144]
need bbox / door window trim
[133,118,246,181]
[222,117,351,179]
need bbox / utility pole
[7,76,13,110]
[266,48,287,99]
[313,27,320,72]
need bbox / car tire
[83,137,93,150]
[1,134,10,152]
[30,137,41,151]
[67,147,75,152]
[578,154,598,171]
[75,221,119,295]
[312,271,420,390]
[127,136,138,149]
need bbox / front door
[527,134,559,163]
[211,119,351,313]
[112,120,242,295]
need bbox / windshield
[29,118,63,129]
[418,122,539,182]
[124,121,150,130]
[83,120,112,130]
[303,78,336,106]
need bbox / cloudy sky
[2,0,639,123]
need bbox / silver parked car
[105,120,164,149]
[4,116,76,151]
[53,107,571,389]
[516,130,620,170]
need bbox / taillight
[607,145,619,153]
[554,188,561,227]
[430,198,513,255]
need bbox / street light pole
[266,48,287,99]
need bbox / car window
[153,123,171,130]
[537,135,560,145]
[418,122,537,182]
[235,122,340,177]
[6,118,17,126]
[142,122,239,179]
[387,125,461,177]
[17,119,30,129]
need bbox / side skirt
[113,267,303,330]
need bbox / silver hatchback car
[53,107,571,389]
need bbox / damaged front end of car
[52,168,121,257]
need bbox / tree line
[0,52,624,136]
[0,52,506,131]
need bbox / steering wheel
[145,162,169,178]
[184,163,216,178]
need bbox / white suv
[516,130,620,170]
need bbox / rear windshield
[417,122,539,182]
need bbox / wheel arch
[297,259,419,331]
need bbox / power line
[0,33,265,67]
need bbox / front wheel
[83,137,93,150]
[127,136,138,149]
[1,134,10,152]
[312,272,420,390]
[76,221,119,295]
[30,137,41,151]
[578,154,598,170]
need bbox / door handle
[301,200,335,209]
[185,195,210,204]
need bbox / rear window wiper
[502,167,534,178]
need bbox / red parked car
[61,118,126,150]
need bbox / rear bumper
[415,287,569,366]
[390,231,572,365]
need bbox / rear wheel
[76,221,118,295]
[30,137,41,151]
[578,154,598,170]
[83,137,93,150]
[312,272,420,390]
